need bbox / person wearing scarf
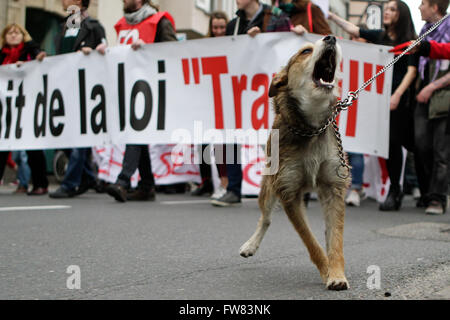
[414,0,449,215]
[105,0,177,203]
[0,23,48,195]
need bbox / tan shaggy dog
[239,35,351,290]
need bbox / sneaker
[49,187,74,198]
[425,200,444,215]
[127,189,156,201]
[345,190,361,207]
[211,185,227,200]
[106,184,127,203]
[211,191,241,207]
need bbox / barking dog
[239,35,351,291]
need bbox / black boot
[191,179,213,196]
[379,185,404,211]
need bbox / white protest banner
[0,32,392,157]
[93,144,201,186]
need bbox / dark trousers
[385,94,415,189]
[414,103,450,207]
[198,144,228,182]
[0,150,48,189]
[117,144,155,191]
[0,151,8,181]
[27,150,49,189]
[226,144,242,198]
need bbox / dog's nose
[323,35,336,45]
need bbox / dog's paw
[239,242,258,258]
[326,277,349,291]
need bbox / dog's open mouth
[312,46,337,90]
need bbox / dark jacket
[154,17,177,42]
[226,3,273,36]
[0,40,42,64]
[55,16,106,54]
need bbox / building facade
[1,0,355,48]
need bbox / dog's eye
[301,48,313,55]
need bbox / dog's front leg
[318,186,349,291]
[281,196,329,284]
[240,183,276,258]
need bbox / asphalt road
[0,186,449,300]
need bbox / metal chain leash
[289,13,449,179]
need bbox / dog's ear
[269,70,288,97]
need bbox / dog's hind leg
[317,186,349,291]
[281,196,329,284]
[240,183,276,258]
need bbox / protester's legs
[428,117,450,208]
[13,151,31,188]
[136,145,155,192]
[199,144,212,181]
[348,152,364,190]
[27,150,49,189]
[226,144,242,198]
[386,109,404,189]
[0,151,9,182]
[215,144,228,187]
[414,103,433,198]
[116,145,142,189]
[61,148,89,191]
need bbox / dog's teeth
[319,78,335,86]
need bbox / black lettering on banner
[118,63,126,131]
[90,85,106,134]
[157,60,165,130]
[130,80,152,131]
[15,82,25,139]
[34,75,47,137]
[49,89,65,136]
[79,69,87,134]
[5,81,13,139]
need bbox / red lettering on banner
[182,59,190,85]
[243,157,265,188]
[336,61,343,126]
[376,65,385,94]
[345,60,359,137]
[251,74,269,129]
[364,63,373,91]
[154,151,200,179]
[192,58,200,84]
[232,75,247,129]
[377,157,389,196]
[201,56,229,129]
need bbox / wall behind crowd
[0,0,350,46]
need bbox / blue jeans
[12,151,31,188]
[61,148,95,191]
[348,152,364,190]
